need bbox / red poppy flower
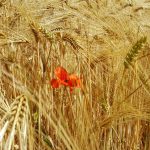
[51,66,81,92]
[51,79,60,88]
[55,67,69,81]
[68,74,81,87]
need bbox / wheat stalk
[3,95,29,150]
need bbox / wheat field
[0,0,150,150]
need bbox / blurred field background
[0,0,150,150]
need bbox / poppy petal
[51,79,60,88]
[59,80,69,86]
[55,67,69,81]
[70,87,73,93]
[68,74,81,87]
[76,79,81,87]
